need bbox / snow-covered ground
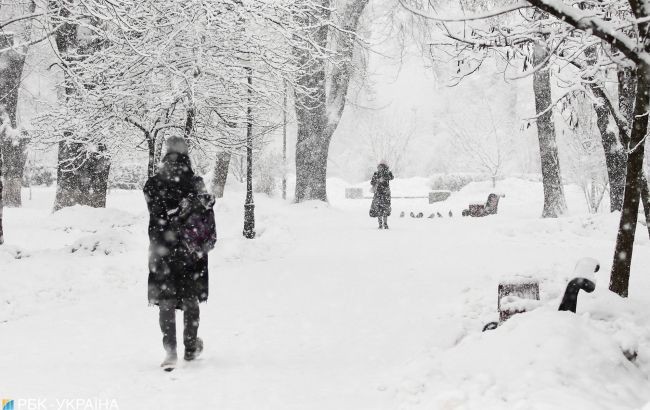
[1,178,650,410]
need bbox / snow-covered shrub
[109,162,147,190]
[429,173,481,192]
[23,164,55,187]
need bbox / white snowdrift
[397,289,650,410]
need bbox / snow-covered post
[243,66,256,239]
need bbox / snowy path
[2,182,650,410]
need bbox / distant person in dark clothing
[143,136,216,371]
[369,162,394,229]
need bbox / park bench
[462,193,503,217]
[483,258,600,332]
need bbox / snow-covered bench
[462,193,503,217]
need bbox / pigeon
[410,212,416,218]
[400,211,405,218]
[449,210,453,217]
[436,212,443,218]
[428,213,435,219]
[416,212,424,218]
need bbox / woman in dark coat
[369,162,394,229]
[143,137,212,370]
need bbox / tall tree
[590,86,626,212]
[532,42,567,217]
[0,1,36,207]
[51,1,111,211]
[293,0,369,202]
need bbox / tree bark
[295,93,331,202]
[87,143,110,208]
[618,68,637,128]
[0,32,29,207]
[615,67,650,237]
[54,140,85,211]
[293,1,331,202]
[641,174,650,238]
[212,151,231,198]
[184,108,195,140]
[1,134,28,207]
[0,150,4,245]
[591,88,626,211]
[609,66,649,297]
[52,1,111,211]
[54,141,110,211]
[146,132,156,178]
[292,0,369,202]
[532,44,567,218]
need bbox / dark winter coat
[143,153,212,307]
[369,167,394,217]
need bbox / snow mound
[397,296,650,410]
[0,245,30,261]
[47,205,139,232]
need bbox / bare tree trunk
[0,32,29,207]
[54,140,85,211]
[532,44,567,218]
[609,66,649,297]
[87,144,110,208]
[618,68,637,126]
[641,174,650,238]
[592,90,626,211]
[294,1,331,202]
[295,95,331,202]
[1,135,28,207]
[184,108,195,139]
[293,0,369,202]
[212,151,231,198]
[146,133,156,178]
[54,141,111,211]
[0,152,4,245]
[616,67,650,237]
[154,133,164,165]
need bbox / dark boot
[159,299,178,370]
[184,337,203,361]
[378,217,384,229]
[182,297,202,360]
[383,216,389,229]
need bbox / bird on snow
[449,210,453,217]
[436,212,443,218]
[400,211,405,218]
